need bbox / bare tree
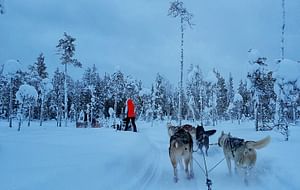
[281,0,286,60]
[168,0,193,125]
[56,32,82,127]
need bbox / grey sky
[1,0,299,87]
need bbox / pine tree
[152,73,167,120]
[214,70,229,120]
[227,73,235,105]
[51,68,64,127]
[56,32,82,127]
[247,57,276,131]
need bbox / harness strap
[229,139,236,158]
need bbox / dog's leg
[184,158,190,179]
[178,158,184,170]
[244,166,252,186]
[189,154,194,179]
[225,156,232,175]
[170,154,178,182]
[205,145,209,156]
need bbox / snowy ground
[0,119,299,190]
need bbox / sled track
[130,139,162,190]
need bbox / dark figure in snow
[124,98,137,132]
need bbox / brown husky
[169,128,194,182]
[218,131,271,184]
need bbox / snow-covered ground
[0,119,299,190]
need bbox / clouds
[0,0,299,87]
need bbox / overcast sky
[1,0,300,87]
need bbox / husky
[218,131,271,184]
[166,122,178,137]
[166,123,196,138]
[169,128,194,182]
[195,125,216,156]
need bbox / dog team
[167,122,271,184]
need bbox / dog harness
[227,137,244,158]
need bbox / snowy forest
[0,0,299,131]
[1,1,300,190]
[1,42,300,131]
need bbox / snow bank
[0,120,299,190]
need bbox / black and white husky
[195,125,216,156]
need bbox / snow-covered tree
[152,73,167,120]
[206,71,218,126]
[56,32,82,127]
[238,80,253,118]
[168,0,193,125]
[273,59,300,123]
[227,73,235,105]
[39,78,52,126]
[16,84,38,131]
[229,93,243,124]
[51,68,64,127]
[214,69,229,120]
[110,70,126,119]
[247,49,276,131]
[1,60,24,127]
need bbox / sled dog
[195,125,216,156]
[167,122,178,137]
[166,123,196,138]
[218,131,271,184]
[169,128,194,182]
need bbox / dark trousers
[124,117,137,132]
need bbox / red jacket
[127,99,136,117]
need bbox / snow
[272,59,300,82]
[206,70,217,83]
[234,93,243,102]
[1,59,24,75]
[16,84,38,103]
[0,120,299,190]
[139,88,151,96]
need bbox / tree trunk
[64,63,68,127]
[178,16,184,126]
[40,95,44,127]
[9,77,13,128]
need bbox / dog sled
[114,117,132,131]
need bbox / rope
[200,148,213,190]
[193,157,206,175]
[192,145,225,190]
[208,157,225,173]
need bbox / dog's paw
[188,172,194,179]
[173,176,178,183]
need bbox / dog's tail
[246,136,271,149]
[205,129,217,137]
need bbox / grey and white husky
[169,128,194,182]
[218,131,271,184]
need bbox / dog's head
[218,131,231,147]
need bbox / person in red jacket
[124,98,137,132]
